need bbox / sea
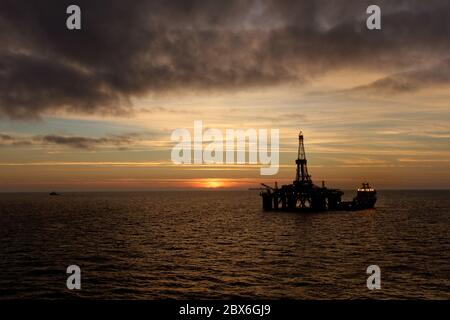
[0,190,448,299]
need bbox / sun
[191,179,228,189]
[189,178,237,189]
[204,180,225,188]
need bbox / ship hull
[338,198,376,211]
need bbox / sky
[0,0,449,191]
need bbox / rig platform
[258,132,377,212]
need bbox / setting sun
[189,179,232,189]
[204,180,226,189]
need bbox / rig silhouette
[258,131,377,212]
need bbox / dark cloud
[0,133,14,141]
[0,132,139,149]
[1,0,450,118]
[39,134,136,149]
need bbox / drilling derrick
[294,131,311,185]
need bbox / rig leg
[262,193,273,211]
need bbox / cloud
[398,157,450,163]
[0,133,33,146]
[39,134,136,149]
[1,0,450,118]
[246,112,308,125]
[0,133,13,141]
[137,106,199,115]
[0,132,139,149]
[347,58,450,95]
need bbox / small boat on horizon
[49,191,61,196]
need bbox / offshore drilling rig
[259,132,377,212]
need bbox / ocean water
[0,190,448,299]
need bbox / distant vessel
[257,132,377,212]
[49,192,60,196]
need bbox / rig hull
[260,183,377,212]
